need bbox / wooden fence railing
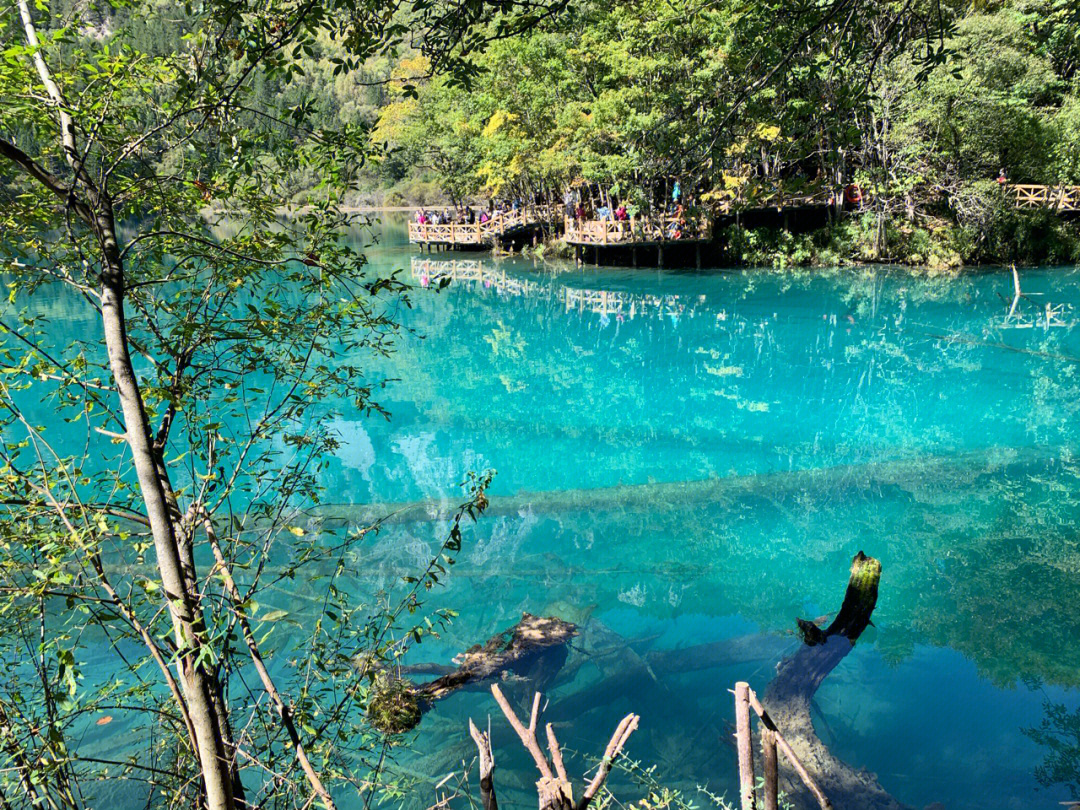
[1008,184,1080,211]
[408,205,560,244]
[563,215,711,245]
[733,682,831,810]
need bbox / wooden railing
[733,682,831,810]
[1008,184,1080,211]
[408,205,560,244]
[714,189,834,213]
[563,215,712,245]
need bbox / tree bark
[762,552,905,810]
[97,220,237,810]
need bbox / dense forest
[272,0,1080,266]
[5,0,1080,265]
[371,0,1080,266]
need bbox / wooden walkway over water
[408,205,559,248]
[407,184,1080,255]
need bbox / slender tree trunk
[96,210,237,810]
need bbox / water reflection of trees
[1025,698,1080,796]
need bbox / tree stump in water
[763,552,907,810]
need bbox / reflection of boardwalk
[412,257,703,320]
[408,205,559,247]
[563,287,702,319]
[411,258,540,297]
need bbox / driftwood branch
[483,685,639,810]
[546,723,569,782]
[490,685,554,780]
[468,718,498,810]
[577,711,639,810]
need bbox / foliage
[0,0,541,802]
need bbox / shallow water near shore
[15,213,1080,809]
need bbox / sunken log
[762,552,906,810]
[414,613,577,701]
[366,614,577,733]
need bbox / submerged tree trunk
[415,613,577,701]
[762,552,904,810]
[365,614,577,733]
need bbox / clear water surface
[16,213,1080,810]
[335,216,1080,810]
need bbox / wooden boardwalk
[563,215,712,246]
[1007,184,1080,211]
[408,205,559,247]
[408,183,1077,255]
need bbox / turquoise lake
[12,213,1080,810]
[328,216,1080,810]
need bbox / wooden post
[632,247,637,268]
[762,727,778,810]
[657,245,664,268]
[735,682,755,810]
[695,243,701,270]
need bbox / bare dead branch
[490,685,554,779]
[578,712,639,810]
[468,718,498,810]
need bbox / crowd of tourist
[413,185,703,240]
[414,196,546,228]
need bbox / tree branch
[468,718,498,810]
[0,137,94,224]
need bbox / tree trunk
[762,552,904,810]
[96,210,237,810]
